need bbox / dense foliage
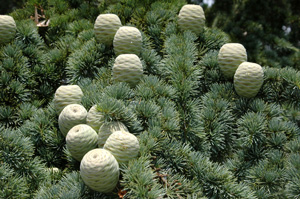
[205,0,300,69]
[0,0,300,198]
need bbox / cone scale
[234,62,264,98]
[80,149,119,193]
[58,104,87,137]
[98,121,128,148]
[86,105,105,132]
[218,43,247,79]
[53,85,84,115]
[66,124,98,161]
[0,15,16,45]
[178,4,205,35]
[104,130,139,164]
[113,26,142,56]
[112,54,143,87]
[94,14,122,46]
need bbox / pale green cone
[80,149,119,193]
[98,121,128,148]
[0,15,16,45]
[53,85,84,115]
[86,105,105,132]
[113,26,142,56]
[178,4,205,35]
[58,104,87,137]
[94,14,122,46]
[112,54,143,87]
[66,124,98,161]
[234,62,264,98]
[218,43,247,78]
[104,130,139,164]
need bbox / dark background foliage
[1,0,300,198]
[205,0,300,68]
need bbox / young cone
[112,54,143,87]
[234,62,264,98]
[113,26,142,56]
[66,124,98,161]
[0,15,16,45]
[53,85,84,115]
[104,130,139,164]
[58,104,87,137]
[86,105,105,132]
[98,121,128,148]
[94,14,122,46]
[218,43,247,78]
[80,149,119,193]
[178,4,205,35]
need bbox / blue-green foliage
[1,0,299,198]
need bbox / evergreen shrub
[0,0,299,198]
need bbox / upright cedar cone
[58,104,87,137]
[66,124,98,161]
[98,121,128,148]
[0,15,16,45]
[86,105,105,132]
[104,130,140,164]
[112,54,143,87]
[53,85,84,115]
[80,149,119,193]
[94,14,122,46]
[234,62,264,98]
[178,4,205,35]
[218,43,247,78]
[113,26,142,56]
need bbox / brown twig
[34,6,39,24]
